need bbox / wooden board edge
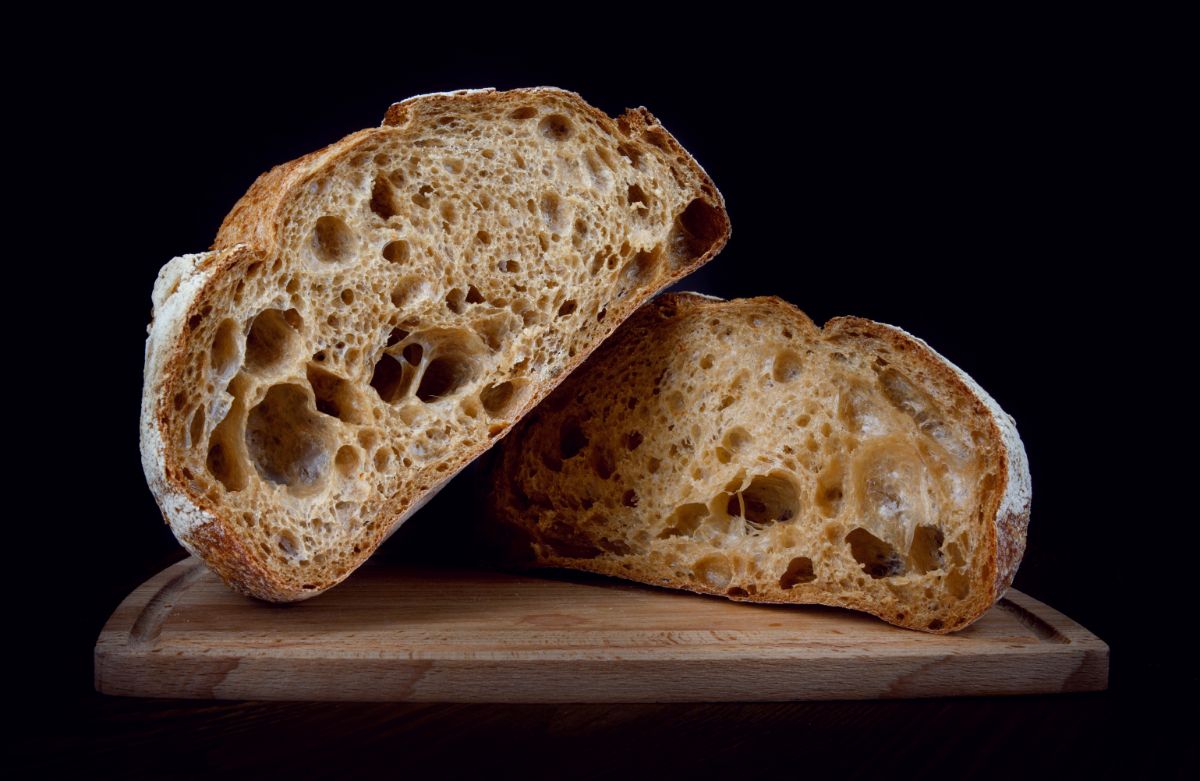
[94,556,207,694]
[93,650,1109,702]
[994,590,1108,693]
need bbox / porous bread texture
[489,294,1031,633]
[140,88,730,601]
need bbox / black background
[15,16,1186,777]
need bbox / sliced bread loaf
[140,88,729,601]
[488,294,1030,632]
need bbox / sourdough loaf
[489,294,1030,632]
[140,88,729,601]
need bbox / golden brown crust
[488,294,1030,633]
[142,89,730,601]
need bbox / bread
[140,88,729,601]
[488,294,1030,633]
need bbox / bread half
[140,88,729,601]
[488,294,1030,633]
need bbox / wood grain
[95,557,1108,702]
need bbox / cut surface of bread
[140,88,729,601]
[489,294,1030,633]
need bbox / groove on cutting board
[128,558,208,649]
[996,597,1070,644]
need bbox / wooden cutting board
[95,556,1107,702]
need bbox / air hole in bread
[946,540,967,568]
[779,557,817,589]
[540,450,563,472]
[538,114,572,141]
[509,106,537,120]
[543,521,602,559]
[876,367,966,460]
[472,313,514,351]
[772,350,803,383]
[667,199,727,266]
[731,473,799,528]
[369,175,400,220]
[189,406,206,449]
[412,185,433,209]
[334,445,359,478]
[306,363,367,424]
[699,354,714,370]
[853,442,929,553]
[692,554,732,589]
[476,230,492,245]
[946,567,971,599]
[482,379,528,418]
[416,355,478,403]
[210,319,240,380]
[206,441,247,493]
[909,524,946,574]
[245,308,302,373]
[311,216,357,264]
[539,192,566,232]
[559,418,588,460]
[204,375,250,491]
[391,275,430,308]
[627,183,651,214]
[837,381,882,434]
[245,384,333,497]
[617,142,641,169]
[622,489,639,507]
[619,245,662,294]
[382,240,409,264]
[643,128,670,150]
[658,503,710,539]
[722,427,752,453]
[815,458,845,517]
[445,288,465,314]
[846,527,906,579]
[466,285,485,305]
[583,150,609,190]
[402,343,424,365]
[277,530,300,558]
[589,446,615,480]
[369,353,413,403]
[556,299,577,318]
[625,431,643,451]
[599,535,631,556]
[502,260,519,273]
